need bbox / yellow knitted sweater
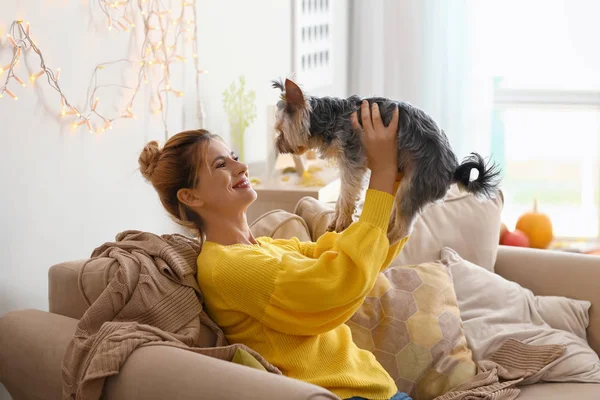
[197,189,409,400]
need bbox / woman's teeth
[234,179,250,189]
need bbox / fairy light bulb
[5,89,17,100]
[72,119,86,130]
[30,70,44,82]
[55,68,61,81]
[13,74,26,87]
[7,34,17,47]
[92,97,99,111]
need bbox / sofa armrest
[0,309,79,400]
[104,346,339,400]
[0,309,338,400]
[49,258,118,319]
[494,245,600,356]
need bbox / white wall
[188,0,349,167]
[0,1,347,397]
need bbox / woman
[138,100,411,400]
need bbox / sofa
[1,186,599,400]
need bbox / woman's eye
[232,156,239,162]
[217,162,226,168]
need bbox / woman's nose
[234,160,248,175]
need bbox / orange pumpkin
[515,199,554,249]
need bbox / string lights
[0,0,206,137]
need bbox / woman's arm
[214,189,408,336]
[294,174,405,260]
[212,102,406,336]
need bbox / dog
[272,78,501,244]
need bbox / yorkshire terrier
[272,78,501,244]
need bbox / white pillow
[393,185,504,272]
[441,247,600,384]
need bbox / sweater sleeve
[296,176,406,264]
[213,189,406,336]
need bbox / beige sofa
[1,188,600,400]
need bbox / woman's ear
[177,188,204,208]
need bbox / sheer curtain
[348,0,493,160]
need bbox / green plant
[222,76,257,162]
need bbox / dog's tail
[453,152,501,199]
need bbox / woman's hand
[351,100,399,194]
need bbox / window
[474,0,600,239]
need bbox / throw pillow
[441,247,600,384]
[391,185,504,272]
[348,262,476,400]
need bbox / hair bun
[139,141,161,180]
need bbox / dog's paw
[387,228,403,245]
[334,214,353,233]
[326,220,337,232]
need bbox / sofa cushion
[347,262,476,400]
[392,185,504,272]
[293,196,335,241]
[518,383,600,400]
[442,247,600,384]
[249,209,312,241]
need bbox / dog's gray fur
[272,78,501,243]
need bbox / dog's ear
[284,78,305,108]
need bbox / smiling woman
[138,129,258,247]
[138,108,412,400]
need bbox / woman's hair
[138,129,221,242]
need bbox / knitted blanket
[435,339,565,400]
[61,230,280,400]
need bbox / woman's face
[194,139,257,217]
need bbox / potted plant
[222,76,257,163]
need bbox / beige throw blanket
[435,339,565,400]
[61,230,280,400]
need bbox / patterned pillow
[348,261,476,400]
